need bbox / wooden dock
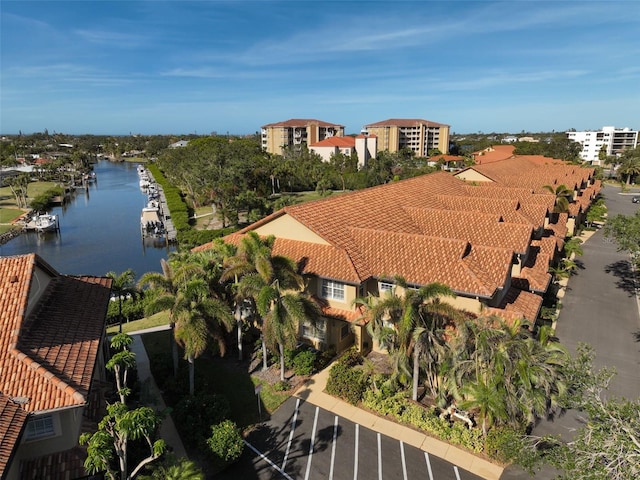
[140,169,177,244]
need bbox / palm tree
[543,184,573,213]
[616,146,640,185]
[258,279,322,381]
[139,255,205,377]
[106,269,137,333]
[221,231,302,367]
[172,278,234,395]
[356,277,459,400]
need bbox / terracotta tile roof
[365,118,449,128]
[20,445,89,479]
[321,305,366,325]
[471,145,515,164]
[310,136,356,148]
[515,245,552,293]
[0,394,28,475]
[0,254,112,414]
[262,118,344,128]
[486,287,543,323]
[403,207,532,254]
[349,228,512,297]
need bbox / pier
[138,166,177,244]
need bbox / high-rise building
[364,118,450,156]
[567,126,639,164]
[261,119,345,155]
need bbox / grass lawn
[0,207,25,223]
[0,182,58,209]
[0,224,19,234]
[106,310,170,335]
[141,329,292,429]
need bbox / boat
[34,213,59,233]
[140,201,165,237]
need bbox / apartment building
[364,118,450,157]
[309,133,378,167]
[195,156,600,355]
[261,119,345,155]
[567,126,639,165]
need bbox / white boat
[34,213,59,233]
[141,201,165,237]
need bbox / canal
[0,160,174,278]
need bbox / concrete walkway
[294,365,504,480]
[129,334,188,459]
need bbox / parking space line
[353,424,359,480]
[424,452,434,480]
[244,440,294,480]
[329,415,338,480]
[377,433,382,480]
[455,465,462,480]
[400,441,408,480]
[304,406,319,480]
[281,397,300,471]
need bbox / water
[0,160,174,278]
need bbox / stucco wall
[255,214,329,244]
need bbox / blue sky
[1,1,639,135]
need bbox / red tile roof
[365,118,449,128]
[262,118,344,128]
[471,145,516,164]
[0,394,28,475]
[310,136,356,148]
[0,254,112,414]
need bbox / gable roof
[0,394,28,475]
[365,118,449,128]
[262,118,344,128]
[0,254,112,414]
[309,136,356,148]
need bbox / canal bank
[0,160,173,278]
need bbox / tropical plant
[80,403,166,480]
[172,278,234,395]
[355,277,459,401]
[543,184,573,213]
[106,269,138,332]
[138,458,204,480]
[221,231,305,368]
[106,333,136,403]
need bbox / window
[25,414,57,441]
[379,282,394,294]
[302,319,326,341]
[340,323,351,339]
[321,279,345,301]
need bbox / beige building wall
[365,123,450,156]
[453,169,494,182]
[255,214,329,244]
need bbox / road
[501,184,640,479]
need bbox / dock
[138,167,177,244]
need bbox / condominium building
[567,126,639,165]
[364,118,450,157]
[261,119,345,155]
[309,133,378,167]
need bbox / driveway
[501,184,640,479]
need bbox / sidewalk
[294,365,504,480]
[129,334,188,459]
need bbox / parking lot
[220,397,484,480]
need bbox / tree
[615,146,640,185]
[138,458,204,480]
[106,333,136,403]
[356,277,458,401]
[543,184,572,213]
[107,269,138,332]
[172,278,234,395]
[257,277,322,381]
[80,403,166,480]
[221,231,302,368]
[519,344,639,480]
[139,255,205,377]
[604,210,640,266]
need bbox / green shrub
[273,380,291,392]
[338,346,363,367]
[173,394,230,449]
[484,426,527,463]
[326,362,367,405]
[293,350,316,376]
[207,420,244,467]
